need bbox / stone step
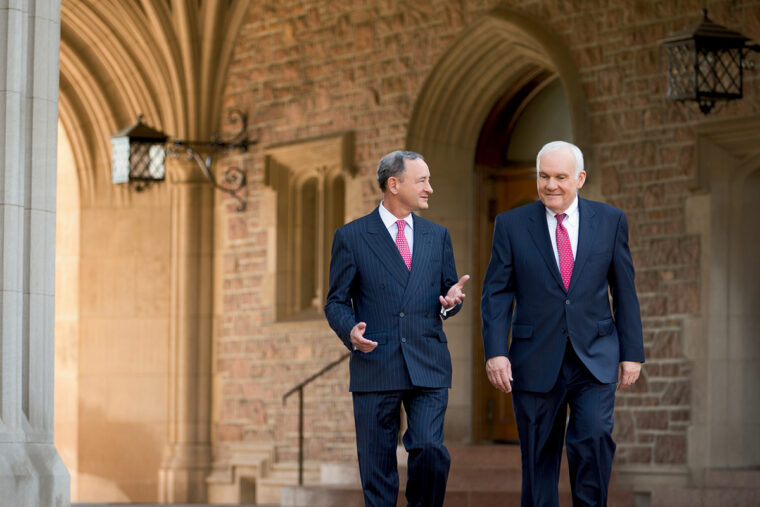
[400,443,613,490]
[649,487,760,507]
[260,460,322,482]
[320,466,566,493]
[645,468,760,506]
[704,468,760,489]
[281,486,636,507]
[445,443,523,469]
[282,444,635,506]
[257,461,321,504]
[318,444,526,486]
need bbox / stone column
[0,1,70,506]
[158,158,214,502]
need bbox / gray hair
[536,141,585,176]
[377,150,424,191]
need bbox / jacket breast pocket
[511,324,533,339]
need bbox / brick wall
[216,0,760,468]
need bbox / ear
[576,171,587,190]
[388,176,400,195]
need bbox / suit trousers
[352,388,450,507]
[512,342,616,507]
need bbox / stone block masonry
[215,0,760,473]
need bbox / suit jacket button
[401,337,407,343]
[399,312,405,317]
[565,299,570,305]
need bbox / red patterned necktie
[395,220,412,270]
[555,213,574,290]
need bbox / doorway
[471,76,573,442]
[691,118,760,470]
[405,6,590,443]
[473,166,536,441]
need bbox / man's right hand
[350,322,378,353]
[486,355,513,393]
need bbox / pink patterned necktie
[555,213,574,290]
[395,220,412,270]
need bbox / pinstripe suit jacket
[325,207,461,392]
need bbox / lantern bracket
[167,110,256,211]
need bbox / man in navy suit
[325,150,469,507]
[481,141,645,506]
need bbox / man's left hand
[439,275,470,309]
[617,361,641,391]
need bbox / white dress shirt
[379,201,413,257]
[378,202,452,315]
[545,195,579,268]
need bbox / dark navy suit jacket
[481,198,645,393]
[325,208,461,392]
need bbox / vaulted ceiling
[59,0,251,204]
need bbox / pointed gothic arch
[405,6,590,441]
[56,1,252,502]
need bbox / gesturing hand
[350,322,378,353]
[486,355,513,393]
[439,274,471,309]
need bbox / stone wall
[215,0,760,472]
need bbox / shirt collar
[379,201,414,230]
[545,195,579,221]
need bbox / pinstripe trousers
[352,388,450,507]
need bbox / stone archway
[56,1,250,502]
[405,6,590,442]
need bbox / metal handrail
[282,351,350,485]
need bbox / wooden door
[472,165,537,442]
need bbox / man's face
[537,148,586,214]
[390,158,434,213]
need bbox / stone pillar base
[158,443,211,503]
[0,443,70,507]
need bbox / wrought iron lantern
[663,9,759,114]
[111,114,168,188]
[111,110,256,210]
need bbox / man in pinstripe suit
[325,150,469,507]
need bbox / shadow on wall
[76,401,163,503]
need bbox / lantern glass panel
[129,140,165,181]
[696,47,742,97]
[112,136,130,184]
[666,41,697,100]
[148,144,166,179]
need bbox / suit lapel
[364,208,410,286]
[526,201,566,292]
[401,214,431,306]
[567,198,597,294]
